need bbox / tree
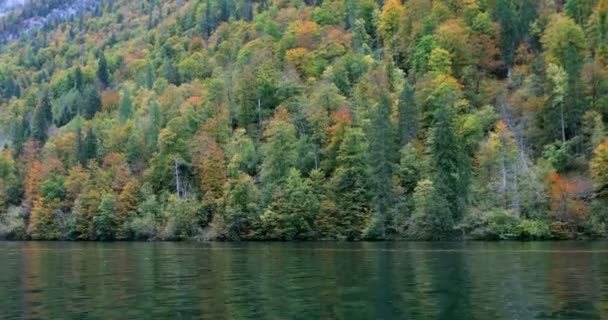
[398,83,417,145]
[492,0,537,66]
[260,107,297,191]
[378,0,404,58]
[565,0,595,25]
[547,63,568,143]
[542,14,586,82]
[81,128,98,165]
[322,107,352,174]
[367,94,395,238]
[93,193,116,240]
[27,197,61,240]
[31,89,53,142]
[118,87,133,124]
[97,52,110,88]
[73,66,84,92]
[192,136,226,199]
[592,140,608,193]
[161,57,180,85]
[429,103,469,236]
[329,128,370,239]
[224,171,260,239]
[82,85,102,120]
[259,168,320,239]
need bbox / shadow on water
[0,241,607,319]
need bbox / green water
[1,242,608,319]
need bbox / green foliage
[329,128,370,239]
[97,52,110,88]
[119,87,133,124]
[0,206,27,240]
[161,196,203,240]
[0,0,605,242]
[429,102,469,234]
[259,168,320,239]
[367,94,395,238]
[93,193,117,240]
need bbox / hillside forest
[0,0,608,241]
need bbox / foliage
[0,0,604,241]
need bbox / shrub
[0,206,27,240]
[515,219,550,240]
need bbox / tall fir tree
[367,94,396,238]
[97,52,110,88]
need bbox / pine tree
[330,127,371,239]
[119,87,133,124]
[82,85,102,120]
[145,62,156,89]
[429,104,469,236]
[97,52,110,88]
[31,89,52,142]
[260,108,297,192]
[260,168,319,239]
[74,66,84,92]
[161,57,180,85]
[398,83,417,145]
[367,94,395,238]
[83,129,98,165]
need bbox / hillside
[0,0,606,241]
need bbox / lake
[1,241,608,319]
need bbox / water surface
[1,241,608,319]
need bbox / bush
[467,209,519,240]
[0,206,27,240]
[161,196,203,240]
[515,219,550,240]
[549,221,576,239]
[129,212,158,240]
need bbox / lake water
[1,241,608,319]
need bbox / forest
[0,0,607,241]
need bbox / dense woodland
[1,0,608,240]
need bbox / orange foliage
[24,160,43,208]
[296,21,321,50]
[272,106,291,122]
[546,173,589,226]
[102,90,121,112]
[189,37,206,51]
[180,96,204,113]
[199,140,227,199]
[118,179,139,218]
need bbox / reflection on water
[1,242,608,319]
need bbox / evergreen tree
[31,89,53,142]
[97,52,110,88]
[330,128,370,239]
[82,85,102,120]
[398,83,417,145]
[429,104,469,237]
[161,57,180,85]
[145,62,156,89]
[260,108,297,192]
[74,66,84,92]
[367,94,396,238]
[82,129,98,165]
[259,168,320,239]
[119,87,133,124]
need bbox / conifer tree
[97,52,110,88]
